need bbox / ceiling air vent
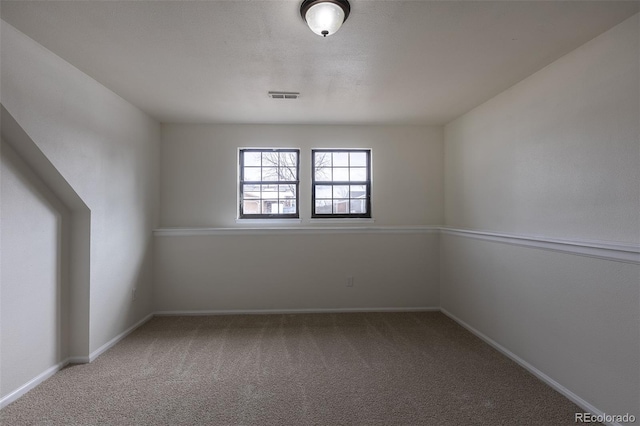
[268,91,300,100]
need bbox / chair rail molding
[440,227,640,264]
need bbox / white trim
[441,227,640,264]
[0,359,69,409]
[153,226,439,237]
[308,218,376,224]
[234,218,303,225]
[155,307,440,316]
[440,309,623,426]
[153,225,638,263]
[67,356,90,364]
[87,314,153,362]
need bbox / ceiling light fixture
[300,0,350,37]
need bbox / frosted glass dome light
[301,0,351,37]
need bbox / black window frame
[311,149,372,219]
[239,148,300,219]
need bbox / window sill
[235,218,303,225]
[308,218,375,224]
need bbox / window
[312,149,371,218]
[239,149,299,219]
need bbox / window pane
[314,152,331,168]
[264,201,278,214]
[243,184,260,193]
[333,168,349,181]
[350,185,366,197]
[333,199,349,214]
[262,167,278,181]
[333,185,349,198]
[333,152,349,166]
[243,167,261,181]
[315,167,331,181]
[279,152,297,180]
[350,167,367,181]
[280,166,296,181]
[279,188,296,204]
[350,152,367,166]
[283,199,296,214]
[279,151,296,166]
[262,185,278,200]
[261,152,279,167]
[244,152,262,166]
[316,185,332,198]
[315,200,332,214]
[243,200,261,214]
[350,199,366,214]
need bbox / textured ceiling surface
[1,1,638,125]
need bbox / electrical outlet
[346,276,354,287]
[132,287,137,301]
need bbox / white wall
[161,124,443,227]
[155,229,440,312]
[442,14,639,419]
[156,124,443,312]
[1,21,160,357]
[444,15,639,244]
[1,141,69,399]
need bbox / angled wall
[1,19,160,368]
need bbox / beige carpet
[1,312,590,425]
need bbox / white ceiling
[1,1,638,125]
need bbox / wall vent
[268,91,300,100]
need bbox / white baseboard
[154,307,440,316]
[0,359,69,409]
[67,356,90,364]
[440,308,623,426]
[87,313,154,362]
